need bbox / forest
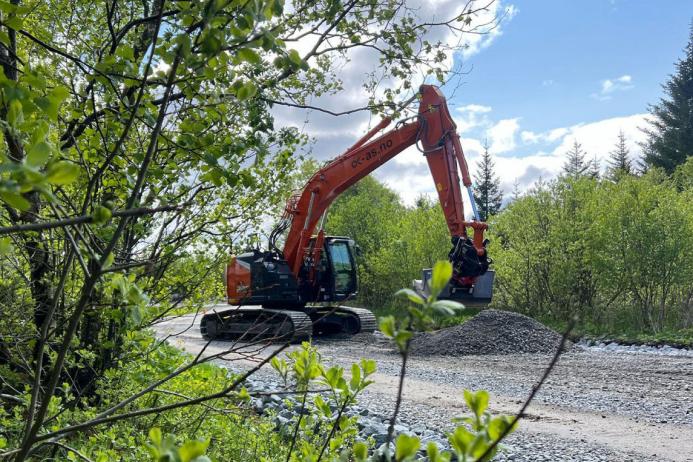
[0,0,692,461]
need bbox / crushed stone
[409,309,569,356]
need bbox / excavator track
[308,306,377,336]
[200,306,312,343]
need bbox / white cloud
[520,127,568,144]
[592,74,634,100]
[486,118,520,153]
[378,112,650,207]
[454,104,493,133]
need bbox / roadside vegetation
[328,162,693,346]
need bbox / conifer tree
[473,143,503,220]
[511,178,522,201]
[588,154,601,179]
[562,140,590,178]
[608,130,632,179]
[643,24,693,173]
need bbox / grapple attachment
[414,268,495,307]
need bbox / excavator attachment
[414,269,495,307]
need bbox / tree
[473,143,503,220]
[588,155,601,179]
[608,130,633,179]
[511,179,522,202]
[0,0,493,458]
[562,140,590,178]
[643,24,693,173]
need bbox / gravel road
[152,313,693,462]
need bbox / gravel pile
[410,309,568,356]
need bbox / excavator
[200,85,494,342]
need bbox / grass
[544,321,693,348]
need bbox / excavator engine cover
[227,251,301,306]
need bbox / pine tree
[562,140,590,178]
[511,178,522,201]
[608,130,632,179]
[643,24,693,173]
[473,143,503,221]
[588,155,601,179]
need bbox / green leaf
[395,433,420,461]
[26,141,52,167]
[149,427,162,446]
[92,205,112,225]
[102,252,115,270]
[353,441,368,461]
[360,358,376,376]
[430,260,452,297]
[0,237,12,255]
[237,48,261,64]
[463,389,489,419]
[395,288,425,305]
[394,330,412,352]
[179,439,210,462]
[350,362,361,391]
[46,161,80,185]
[0,191,30,211]
[379,315,395,338]
[3,15,23,30]
[448,426,474,456]
[287,49,303,66]
[236,81,257,100]
[429,299,464,316]
[7,99,23,127]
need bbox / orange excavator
[200,85,494,341]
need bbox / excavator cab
[323,237,359,300]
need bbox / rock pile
[244,375,442,458]
[410,309,568,356]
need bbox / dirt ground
[152,313,693,462]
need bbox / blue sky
[275,0,693,207]
[449,0,692,152]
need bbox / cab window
[328,241,356,294]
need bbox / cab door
[324,238,358,300]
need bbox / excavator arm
[281,85,489,286]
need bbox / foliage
[472,144,503,221]
[643,24,693,173]
[491,172,693,333]
[327,181,450,312]
[0,334,288,461]
[330,170,693,337]
[270,342,376,461]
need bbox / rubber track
[200,307,312,343]
[266,309,313,342]
[335,306,377,333]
